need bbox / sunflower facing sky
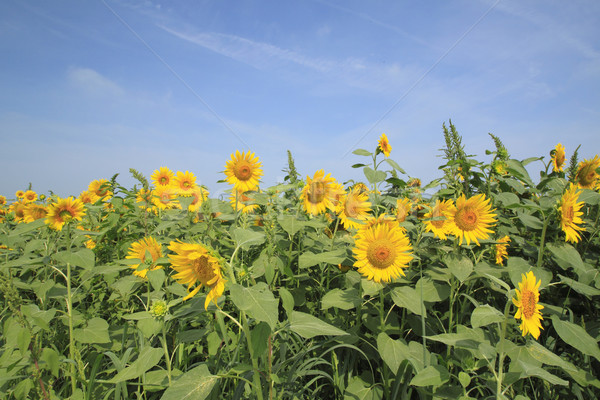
[513,271,544,339]
[575,155,600,189]
[353,221,413,283]
[495,236,510,265]
[551,143,566,173]
[45,197,86,231]
[168,241,226,309]
[378,133,392,157]
[23,190,37,203]
[337,187,371,229]
[126,237,163,279]
[301,170,341,216]
[447,194,497,246]
[152,167,175,187]
[173,170,198,196]
[423,199,456,240]
[23,203,48,223]
[224,151,263,192]
[88,179,112,202]
[559,183,585,243]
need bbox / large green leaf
[410,365,449,387]
[231,228,265,250]
[277,215,304,237]
[229,283,279,330]
[391,286,423,316]
[73,317,110,344]
[376,333,406,373]
[344,377,383,400]
[547,243,594,282]
[299,249,346,269]
[289,311,349,339]
[160,364,217,400]
[558,274,600,297]
[321,288,360,310]
[551,316,600,362]
[444,254,473,283]
[352,149,372,156]
[471,305,504,328]
[109,347,164,383]
[52,249,95,270]
[415,277,450,303]
[363,166,387,184]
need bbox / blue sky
[1,0,599,199]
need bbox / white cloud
[67,67,125,98]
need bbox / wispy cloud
[67,67,125,98]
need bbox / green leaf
[551,316,600,362]
[376,333,406,373]
[352,149,372,156]
[493,192,520,207]
[160,364,217,400]
[299,249,346,269]
[506,159,535,186]
[289,311,349,339]
[17,327,31,356]
[391,286,423,316]
[321,288,360,310]
[363,167,387,184]
[277,215,304,237]
[384,158,406,174]
[231,228,265,250]
[52,248,95,270]
[278,287,295,315]
[514,360,568,386]
[547,243,592,280]
[517,212,543,230]
[344,377,383,400]
[251,322,271,357]
[444,254,473,282]
[146,268,166,291]
[40,348,60,377]
[410,365,450,387]
[229,283,279,330]
[109,347,164,383]
[73,317,110,344]
[558,274,600,297]
[471,305,504,328]
[415,277,450,303]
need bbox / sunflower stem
[66,262,77,395]
[379,289,390,399]
[241,311,265,400]
[161,323,172,386]
[420,261,428,368]
[536,212,549,269]
[496,299,512,399]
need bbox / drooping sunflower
[230,189,260,214]
[353,222,413,283]
[173,170,198,196]
[513,271,544,339]
[151,167,175,187]
[395,198,412,223]
[23,190,37,203]
[224,151,263,192]
[301,170,339,216]
[447,194,496,246]
[22,203,48,223]
[559,183,585,243]
[337,187,371,230]
[168,241,226,309]
[575,155,600,189]
[88,179,112,202]
[45,197,86,231]
[495,236,510,265]
[378,133,392,157]
[423,199,456,240]
[551,143,566,173]
[126,237,163,279]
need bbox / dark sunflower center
[578,166,596,186]
[455,207,478,231]
[234,162,253,181]
[308,182,326,204]
[367,239,396,269]
[159,176,169,185]
[564,205,574,222]
[192,255,216,284]
[182,181,191,188]
[521,290,536,319]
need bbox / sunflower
[353,222,413,283]
[152,186,180,210]
[168,241,226,309]
[0,195,6,206]
[330,182,347,212]
[22,204,48,223]
[395,198,412,223]
[447,194,496,246]
[559,183,585,243]
[23,190,37,203]
[151,167,175,187]
[575,155,600,189]
[513,271,544,339]
[9,201,27,223]
[78,190,95,204]
[15,190,25,199]
[301,170,339,215]
[45,197,86,231]
[230,189,260,214]
[126,237,163,279]
[378,133,392,157]
[495,236,510,265]
[423,199,456,240]
[337,187,371,229]
[88,179,112,202]
[188,186,209,212]
[551,143,566,173]
[173,170,198,196]
[224,151,263,192]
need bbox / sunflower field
[1,121,600,400]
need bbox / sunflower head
[174,171,198,195]
[0,195,6,206]
[152,167,175,187]
[575,155,600,189]
[224,151,263,192]
[378,133,392,157]
[448,194,496,246]
[337,187,371,229]
[551,143,566,173]
[88,179,112,202]
[301,170,339,216]
[495,236,510,265]
[23,190,37,203]
[395,198,412,222]
[353,222,413,283]
[423,199,456,240]
[45,197,86,231]
[15,190,25,199]
[512,271,544,339]
[126,237,163,279]
[559,183,585,243]
[230,189,260,214]
[23,204,48,223]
